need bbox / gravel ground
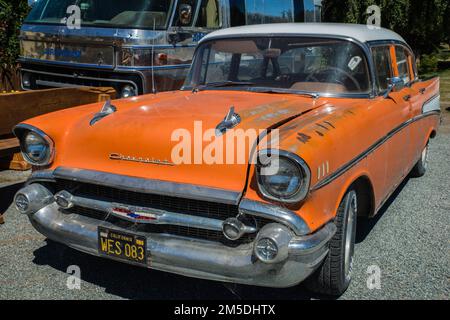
[0,112,448,300]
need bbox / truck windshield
[185,37,371,95]
[25,0,174,29]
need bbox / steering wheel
[304,67,361,91]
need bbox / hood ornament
[90,99,117,126]
[215,106,241,136]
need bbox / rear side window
[395,46,411,84]
[372,46,392,93]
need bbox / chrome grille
[54,179,239,220]
[53,180,269,244]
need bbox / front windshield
[184,37,371,95]
[25,0,174,29]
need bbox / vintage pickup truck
[13,23,440,295]
[20,0,322,97]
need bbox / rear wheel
[411,143,429,177]
[306,189,357,296]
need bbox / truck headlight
[14,125,54,166]
[120,85,137,98]
[257,150,310,203]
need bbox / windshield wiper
[248,87,320,99]
[195,81,256,91]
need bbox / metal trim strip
[311,108,440,191]
[52,167,242,205]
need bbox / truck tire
[411,144,429,177]
[306,189,357,296]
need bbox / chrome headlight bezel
[256,150,311,204]
[13,124,55,166]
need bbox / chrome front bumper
[17,180,336,288]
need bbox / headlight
[256,150,310,203]
[120,85,137,98]
[14,125,54,166]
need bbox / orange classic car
[13,23,440,295]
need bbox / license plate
[98,227,147,265]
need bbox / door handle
[419,88,426,94]
[403,94,411,101]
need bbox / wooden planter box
[0,87,116,171]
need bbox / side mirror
[384,77,405,98]
[179,4,193,26]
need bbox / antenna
[151,18,157,94]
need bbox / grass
[438,69,450,109]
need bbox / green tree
[322,0,448,56]
[0,0,30,90]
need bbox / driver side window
[395,46,411,85]
[371,46,393,94]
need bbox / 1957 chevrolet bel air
[13,23,440,295]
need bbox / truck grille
[53,179,268,245]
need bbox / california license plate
[98,227,147,265]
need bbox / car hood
[24,90,325,193]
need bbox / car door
[383,45,415,190]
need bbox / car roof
[200,23,407,45]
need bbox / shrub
[418,54,439,75]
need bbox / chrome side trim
[239,199,310,236]
[52,167,242,205]
[312,109,441,191]
[13,124,55,166]
[422,95,440,114]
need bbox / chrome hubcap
[344,191,357,279]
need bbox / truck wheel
[411,144,429,177]
[306,189,357,296]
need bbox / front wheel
[411,143,429,177]
[306,189,357,296]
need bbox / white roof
[201,23,407,45]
